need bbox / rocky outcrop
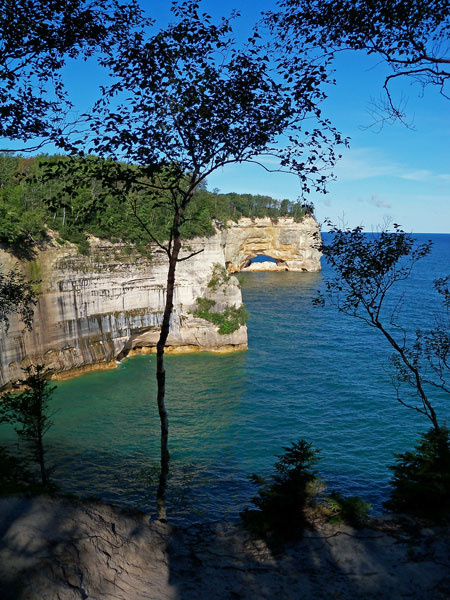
[0,235,246,387]
[223,215,321,272]
[1,496,449,600]
[0,216,321,387]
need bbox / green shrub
[384,426,450,519]
[0,445,39,495]
[240,440,321,544]
[60,228,90,255]
[193,297,216,316]
[207,263,230,291]
[217,305,249,334]
[191,298,248,334]
[325,491,371,526]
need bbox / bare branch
[177,248,204,262]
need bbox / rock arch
[223,215,321,273]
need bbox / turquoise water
[2,234,449,522]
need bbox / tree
[315,223,448,431]
[241,440,321,543]
[266,0,450,126]
[0,365,56,487]
[0,267,36,332]
[384,426,450,518]
[53,0,344,520]
[0,0,145,149]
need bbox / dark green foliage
[0,267,36,331]
[0,365,56,487]
[0,445,39,495]
[207,264,230,291]
[385,427,450,519]
[193,297,216,315]
[194,187,313,224]
[268,0,450,125]
[192,298,249,335]
[241,440,320,543]
[315,223,446,430]
[0,154,312,255]
[0,0,145,143]
[325,491,371,526]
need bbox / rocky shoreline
[0,216,321,388]
[1,495,449,599]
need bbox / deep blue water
[1,233,449,523]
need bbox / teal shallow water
[1,234,449,523]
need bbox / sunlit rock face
[222,215,321,273]
[0,215,321,386]
[0,236,246,387]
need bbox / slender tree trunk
[155,215,183,521]
[376,322,440,431]
[37,430,47,487]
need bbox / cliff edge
[0,216,321,386]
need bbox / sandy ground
[1,496,449,599]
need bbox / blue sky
[6,0,450,233]
[192,0,450,233]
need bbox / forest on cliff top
[0,154,312,256]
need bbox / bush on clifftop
[384,427,450,520]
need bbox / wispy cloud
[400,169,432,181]
[333,147,446,183]
[333,147,396,181]
[358,194,392,208]
[371,196,391,208]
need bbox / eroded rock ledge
[0,216,321,386]
[1,496,449,600]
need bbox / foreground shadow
[1,495,450,599]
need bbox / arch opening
[250,254,277,265]
[240,254,288,272]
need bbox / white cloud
[370,196,391,208]
[333,147,396,181]
[400,169,432,181]
[357,194,392,208]
[333,147,440,183]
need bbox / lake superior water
[2,233,449,522]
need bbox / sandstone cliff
[224,214,321,272]
[0,216,321,386]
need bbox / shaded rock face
[0,216,321,386]
[223,215,321,272]
[1,496,450,600]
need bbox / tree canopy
[0,267,36,332]
[267,0,450,125]
[0,153,313,256]
[316,223,449,430]
[0,0,145,147]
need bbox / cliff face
[223,215,321,272]
[0,216,321,386]
[0,236,246,387]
